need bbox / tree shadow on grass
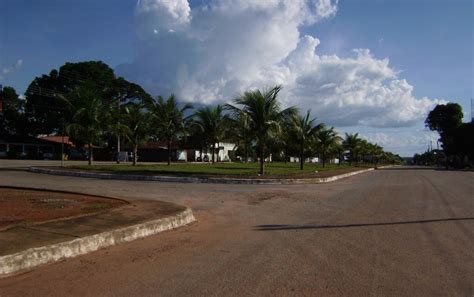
[254,217,474,231]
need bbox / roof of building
[0,135,56,146]
[39,136,75,146]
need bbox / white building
[177,142,236,162]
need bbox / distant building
[0,135,59,159]
[136,141,181,162]
[137,141,236,162]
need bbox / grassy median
[66,162,371,178]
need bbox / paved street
[0,166,472,296]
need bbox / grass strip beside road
[64,162,373,179]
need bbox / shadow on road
[378,166,437,171]
[254,217,474,231]
[379,166,473,172]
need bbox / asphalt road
[0,166,472,296]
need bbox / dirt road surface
[0,166,472,296]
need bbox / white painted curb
[29,167,375,185]
[0,208,195,277]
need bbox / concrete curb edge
[0,208,195,277]
[28,167,375,185]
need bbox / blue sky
[309,0,473,112]
[1,0,472,156]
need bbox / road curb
[0,208,195,277]
[28,167,375,185]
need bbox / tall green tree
[365,142,383,166]
[289,110,323,170]
[60,85,104,165]
[227,85,297,174]
[316,127,341,168]
[343,133,361,165]
[0,86,28,136]
[193,105,227,163]
[356,139,370,164]
[106,77,152,163]
[453,122,474,162]
[147,94,193,165]
[425,103,463,159]
[123,103,151,166]
[25,61,115,135]
[226,109,254,163]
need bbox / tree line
[0,61,403,173]
[417,103,474,168]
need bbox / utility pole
[116,92,121,164]
[61,120,65,167]
[471,98,473,123]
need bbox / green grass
[68,162,368,178]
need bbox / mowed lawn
[68,162,366,178]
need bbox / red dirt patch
[0,187,127,230]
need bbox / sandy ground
[0,165,472,296]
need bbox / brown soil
[0,187,127,230]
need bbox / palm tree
[316,127,341,168]
[108,78,152,164]
[276,118,294,164]
[193,105,227,163]
[364,142,383,166]
[343,133,361,165]
[226,109,253,163]
[123,103,151,166]
[357,139,370,164]
[227,85,297,174]
[60,85,104,165]
[333,141,345,166]
[289,110,323,170]
[147,94,193,165]
[106,100,130,164]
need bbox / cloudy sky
[1,0,472,156]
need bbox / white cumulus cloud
[117,0,442,128]
[358,129,440,156]
[0,59,23,81]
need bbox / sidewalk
[0,198,195,277]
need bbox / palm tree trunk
[244,143,248,163]
[299,143,304,170]
[116,134,120,164]
[259,146,265,175]
[212,143,215,164]
[167,139,171,166]
[322,151,326,168]
[88,142,92,166]
[133,144,138,166]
